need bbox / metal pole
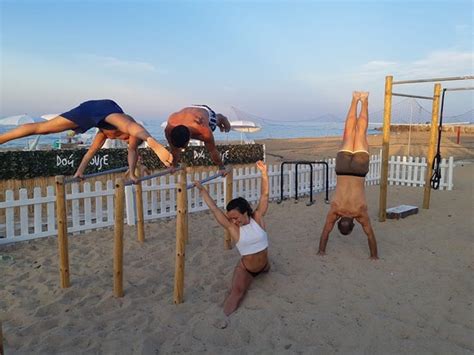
[392,93,434,100]
[65,166,128,184]
[393,75,473,85]
[379,76,393,222]
[423,83,442,209]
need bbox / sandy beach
[1,132,473,354]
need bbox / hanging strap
[430,88,446,190]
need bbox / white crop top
[235,218,269,256]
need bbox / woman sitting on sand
[318,91,378,259]
[0,99,173,181]
[194,160,270,316]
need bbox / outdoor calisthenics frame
[278,161,329,205]
[56,165,234,300]
[55,166,180,296]
[378,75,473,222]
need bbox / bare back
[332,175,367,217]
[166,107,212,142]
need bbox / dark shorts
[60,99,124,133]
[335,151,370,177]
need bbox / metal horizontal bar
[392,92,434,100]
[444,87,474,91]
[187,171,225,189]
[393,75,474,85]
[65,166,128,184]
[124,167,183,186]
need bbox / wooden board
[386,205,419,219]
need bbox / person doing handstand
[165,105,231,173]
[0,99,173,181]
[318,92,378,259]
[194,160,270,316]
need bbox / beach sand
[1,132,473,353]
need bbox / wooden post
[456,126,461,144]
[113,178,125,297]
[378,75,393,222]
[224,169,234,249]
[174,169,187,304]
[423,83,442,209]
[134,168,145,243]
[55,175,70,288]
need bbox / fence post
[113,178,125,298]
[447,157,454,190]
[224,169,234,250]
[55,175,70,289]
[174,168,188,304]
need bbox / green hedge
[0,144,264,180]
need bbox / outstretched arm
[195,181,234,230]
[356,213,378,259]
[74,131,107,178]
[203,133,225,169]
[125,136,142,182]
[253,161,269,222]
[318,207,339,255]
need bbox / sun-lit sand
[1,132,473,353]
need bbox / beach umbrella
[41,113,60,120]
[0,114,45,126]
[230,120,261,143]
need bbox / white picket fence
[0,153,454,245]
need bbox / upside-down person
[318,92,378,260]
[0,99,173,182]
[164,105,231,173]
[193,160,270,316]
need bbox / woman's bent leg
[223,261,253,316]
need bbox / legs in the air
[354,92,369,152]
[223,261,253,316]
[340,92,360,151]
[0,116,77,145]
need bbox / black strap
[430,89,446,190]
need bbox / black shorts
[60,99,124,133]
[335,150,369,177]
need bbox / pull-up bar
[124,166,183,186]
[186,169,227,189]
[65,166,128,184]
[392,92,434,100]
[393,75,474,85]
[444,87,474,92]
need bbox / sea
[0,120,380,149]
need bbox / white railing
[0,153,455,244]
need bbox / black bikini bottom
[242,260,269,278]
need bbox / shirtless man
[0,99,173,181]
[318,92,378,259]
[164,105,231,172]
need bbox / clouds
[78,54,165,74]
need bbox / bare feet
[147,138,173,167]
[360,92,369,102]
[352,91,361,101]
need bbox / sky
[1,0,473,123]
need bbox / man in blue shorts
[0,99,173,181]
